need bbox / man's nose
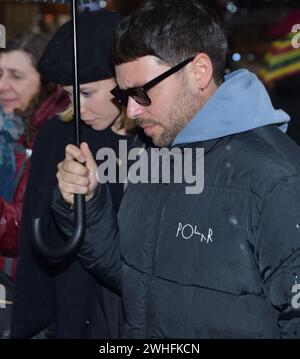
[126,96,145,120]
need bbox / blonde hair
[59,104,73,123]
[58,104,138,134]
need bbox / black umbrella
[13,0,102,258]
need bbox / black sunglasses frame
[111,57,195,107]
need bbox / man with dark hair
[54,0,300,338]
[112,0,227,86]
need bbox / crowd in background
[0,0,300,339]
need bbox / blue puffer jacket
[52,70,300,338]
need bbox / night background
[0,0,299,75]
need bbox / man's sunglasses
[111,57,194,107]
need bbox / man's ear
[191,53,214,91]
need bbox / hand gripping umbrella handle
[33,194,85,259]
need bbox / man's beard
[154,85,202,147]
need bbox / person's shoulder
[231,126,300,194]
[32,116,73,155]
[35,116,74,146]
[240,126,300,169]
[38,115,71,136]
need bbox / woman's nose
[80,104,87,117]
[0,73,10,92]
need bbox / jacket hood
[173,69,290,146]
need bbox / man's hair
[112,0,228,85]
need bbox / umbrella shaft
[71,0,81,148]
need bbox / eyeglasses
[111,57,194,107]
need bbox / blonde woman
[11,11,149,339]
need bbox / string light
[232,53,241,62]
[226,1,238,14]
[99,0,107,8]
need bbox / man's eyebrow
[116,75,143,90]
[117,81,144,90]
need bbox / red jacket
[0,87,69,278]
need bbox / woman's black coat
[11,117,144,338]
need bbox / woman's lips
[0,98,18,103]
[0,99,18,111]
[82,119,97,126]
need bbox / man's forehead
[115,56,167,88]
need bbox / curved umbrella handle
[32,194,85,259]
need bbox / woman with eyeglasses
[11,11,149,339]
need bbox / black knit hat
[38,11,122,85]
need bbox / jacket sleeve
[52,184,121,294]
[256,174,300,338]
[0,159,29,256]
[11,158,56,338]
